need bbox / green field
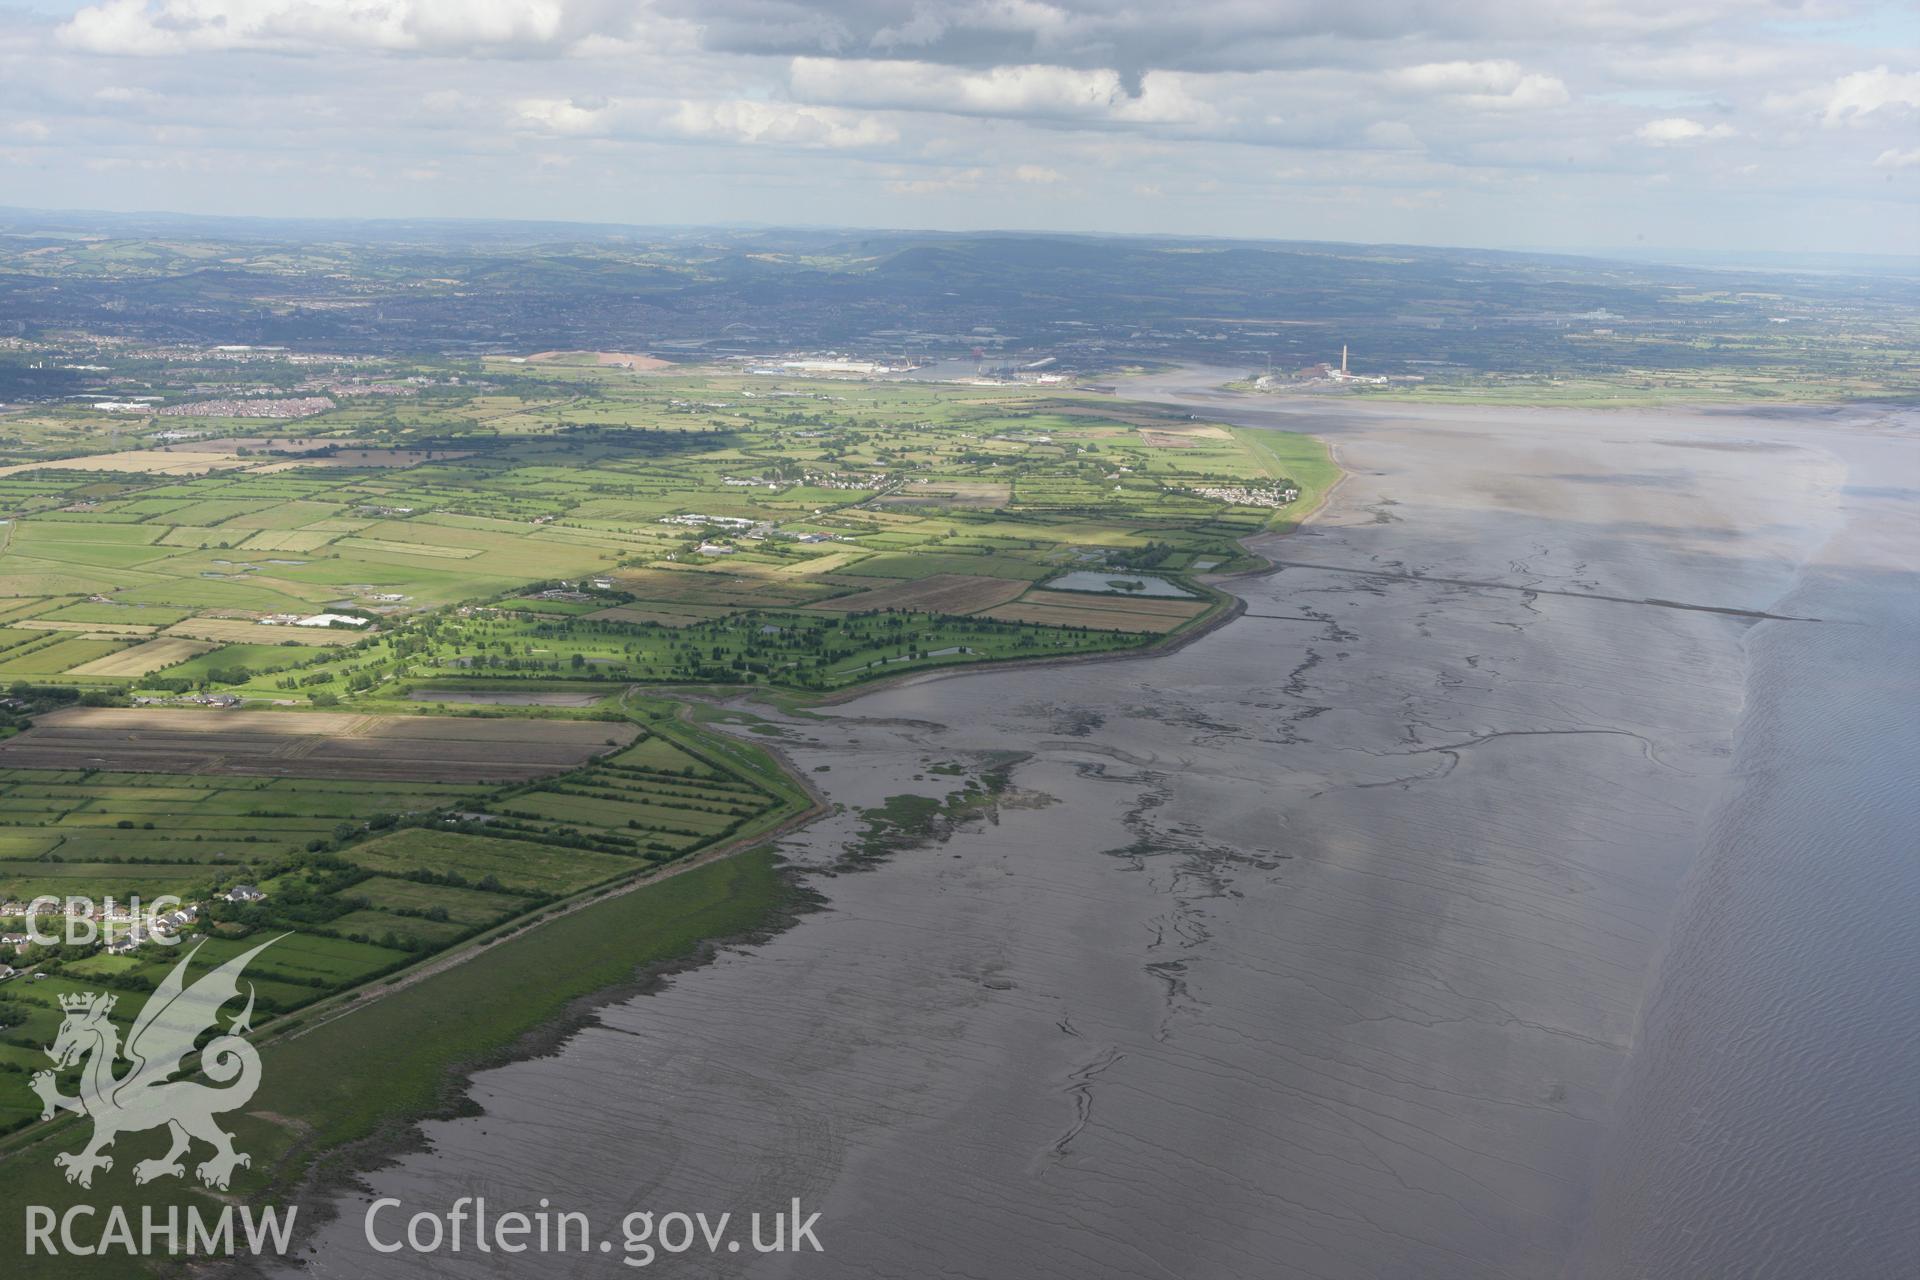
[341,828,635,895]
[0,713,808,1139]
[0,770,481,881]
[0,366,1328,1253]
[0,374,1328,696]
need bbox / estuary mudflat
[285,389,1919,1279]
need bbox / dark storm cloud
[661,0,1819,86]
[672,0,1458,88]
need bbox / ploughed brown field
[587,604,730,627]
[608,566,832,607]
[0,707,637,782]
[803,573,1028,615]
[977,588,1210,633]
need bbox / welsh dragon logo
[31,936,279,1190]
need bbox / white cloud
[1763,66,1920,128]
[1481,75,1569,110]
[1635,116,1736,144]
[7,120,53,141]
[1388,60,1569,109]
[514,98,612,137]
[671,99,898,148]
[1816,67,1920,127]
[5,0,1915,253]
[57,0,594,57]
[513,96,896,149]
[789,57,1216,125]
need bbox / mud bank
[277,389,1919,1279]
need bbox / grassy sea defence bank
[0,846,801,1278]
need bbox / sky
[0,0,1917,255]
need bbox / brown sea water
[280,385,1919,1279]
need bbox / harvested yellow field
[164,618,364,646]
[774,550,867,575]
[1140,422,1231,441]
[66,636,217,676]
[806,573,1028,616]
[14,618,159,636]
[0,449,245,477]
[1016,589,1210,618]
